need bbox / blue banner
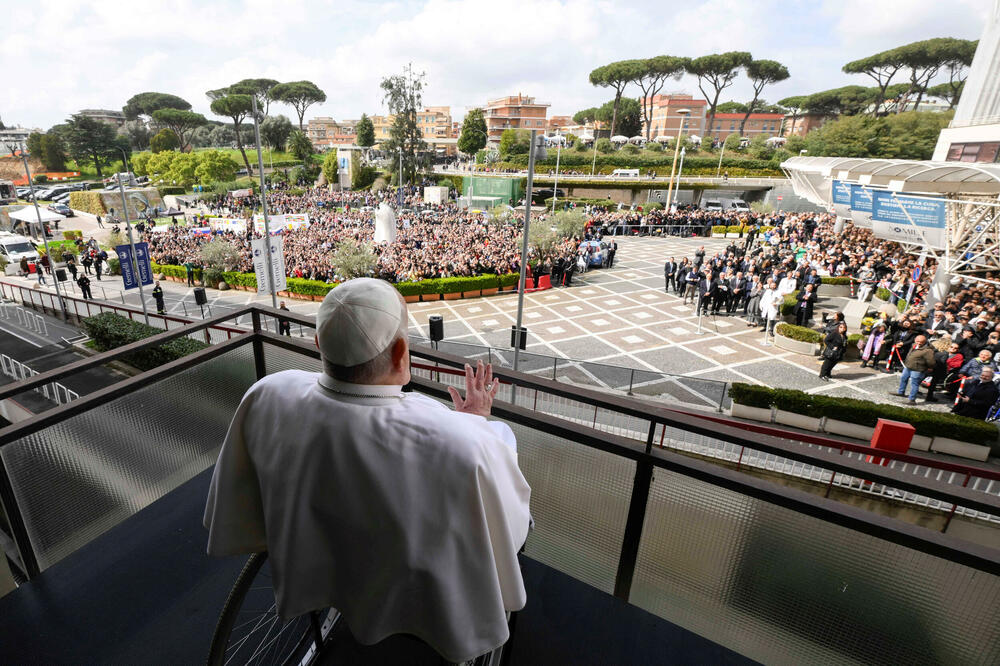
[116,242,154,290]
[849,185,873,212]
[831,179,852,206]
[870,191,947,249]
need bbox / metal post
[511,130,538,403]
[665,110,689,212]
[115,158,150,325]
[397,148,404,208]
[16,150,69,322]
[551,136,561,214]
[716,139,726,178]
[590,129,599,176]
[251,96,278,309]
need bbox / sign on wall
[849,184,873,229]
[870,191,946,249]
[831,179,852,218]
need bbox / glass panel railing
[0,345,256,570]
[630,463,1000,665]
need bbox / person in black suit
[711,272,728,315]
[551,257,564,287]
[663,257,677,293]
[728,272,746,315]
[794,284,816,326]
[952,368,999,419]
[697,270,715,315]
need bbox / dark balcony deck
[0,467,750,665]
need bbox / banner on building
[849,184,873,229]
[831,179,852,218]
[211,217,248,233]
[870,191,947,249]
[251,236,287,294]
[230,188,253,198]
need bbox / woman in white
[776,272,798,297]
[760,279,784,338]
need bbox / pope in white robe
[204,278,531,663]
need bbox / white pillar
[833,216,846,234]
[926,262,953,308]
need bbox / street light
[4,140,69,322]
[551,132,563,214]
[665,108,691,212]
[114,147,150,325]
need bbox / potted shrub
[772,388,822,432]
[819,276,854,298]
[727,383,774,422]
[395,281,422,303]
[203,267,223,289]
[726,224,743,238]
[774,323,822,356]
[480,274,499,297]
[421,278,441,302]
[711,225,727,238]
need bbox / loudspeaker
[55,268,67,282]
[428,315,444,342]
[193,287,207,305]
[510,325,527,350]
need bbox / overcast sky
[3,0,989,130]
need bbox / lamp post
[115,147,150,325]
[715,136,726,178]
[664,108,690,212]
[511,130,539,402]
[5,141,68,322]
[251,96,278,309]
[590,123,599,176]
[397,147,404,208]
[551,132,562,214]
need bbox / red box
[868,418,914,465]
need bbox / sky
[3,0,990,130]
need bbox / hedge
[728,383,998,445]
[781,292,799,316]
[68,191,106,216]
[62,230,84,240]
[81,312,208,372]
[711,225,727,234]
[726,225,743,234]
[159,186,186,195]
[776,323,823,343]
[821,276,854,285]
[151,262,518,298]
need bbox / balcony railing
[0,306,998,664]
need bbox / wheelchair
[208,552,512,666]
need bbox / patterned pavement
[407,236,946,410]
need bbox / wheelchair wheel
[207,552,340,666]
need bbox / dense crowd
[146,185,582,284]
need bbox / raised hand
[448,360,499,418]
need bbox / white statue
[374,202,397,244]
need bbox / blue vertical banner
[116,242,154,290]
[831,179,852,205]
[849,185,873,229]
[134,242,153,286]
[116,244,136,290]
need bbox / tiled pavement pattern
[407,236,953,412]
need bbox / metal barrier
[0,353,78,405]
[409,354,1000,526]
[0,302,47,336]
[415,337,729,412]
[0,306,997,664]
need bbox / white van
[729,199,750,211]
[0,233,39,264]
[610,169,639,178]
[703,199,723,211]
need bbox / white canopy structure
[545,134,566,145]
[765,136,786,145]
[7,206,64,224]
[577,132,594,142]
[688,135,702,145]
[653,135,672,143]
[374,203,397,244]
[610,135,628,143]
[627,135,645,144]
[781,155,1000,300]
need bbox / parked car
[578,240,607,267]
[47,203,74,217]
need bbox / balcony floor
[0,468,752,665]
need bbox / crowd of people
[657,208,999,420]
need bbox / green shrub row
[81,312,208,372]
[776,323,823,343]
[159,185,186,195]
[728,383,998,445]
[506,153,780,171]
[712,225,727,234]
[153,262,518,298]
[62,230,84,240]
[820,276,854,285]
[781,292,799,316]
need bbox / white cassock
[204,370,531,663]
[776,276,797,296]
[760,288,782,321]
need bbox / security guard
[152,280,166,314]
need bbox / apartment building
[642,94,707,139]
[484,94,550,141]
[77,109,126,128]
[307,117,357,150]
[706,113,785,141]
[781,113,833,137]
[547,115,573,133]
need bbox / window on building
[945,142,1000,163]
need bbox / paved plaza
[3,231,946,411]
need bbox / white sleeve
[486,420,517,454]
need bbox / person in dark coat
[151,281,166,314]
[952,368,999,420]
[77,274,92,300]
[794,283,816,326]
[819,322,848,381]
[697,270,715,315]
[663,257,676,293]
